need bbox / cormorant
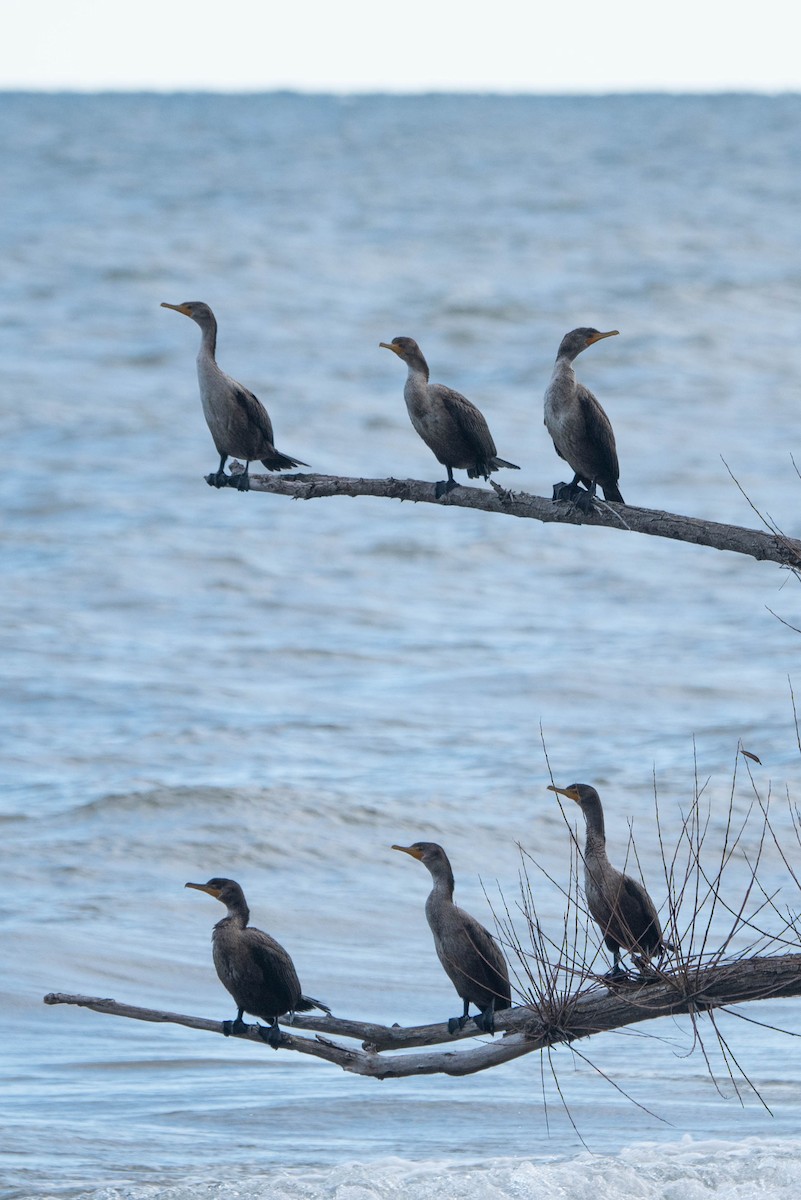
[543,327,623,509]
[185,877,330,1047]
[162,301,307,490]
[548,784,672,976]
[392,841,512,1033]
[380,336,519,497]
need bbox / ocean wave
[33,1138,801,1200]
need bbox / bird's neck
[404,352,429,383]
[544,357,575,424]
[556,340,584,364]
[581,800,607,856]
[195,316,218,361]
[219,900,249,929]
[545,358,576,417]
[426,861,456,902]
[551,356,576,384]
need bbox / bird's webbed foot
[206,469,231,489]
[551,479,582,502]
[473,1007,497,1035]
[447,1014,470,1035]
[572,487,596,514]
[257,1021,286,1050]
[554,481,597,513]
[222,1015,249,1037]
[435,478,460,499]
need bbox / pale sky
[3,0,800,92]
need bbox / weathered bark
[213,470,801,569]
[43,952,801,1079]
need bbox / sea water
[2,91,801,1198]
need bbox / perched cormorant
[548,784,672,976]
[162,301,307,491]
[392,841,512,1033]
[185,877,330,1047]
[380,336,519,497]
[543,327,623,509]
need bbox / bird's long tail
[467,457,520,479]
[260,451,309,471]
[296,993,332,1016]
[601,481,625,503]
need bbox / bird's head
[557,327,619,362]
[392,841,449,868]
[161,300,214,326]
[379,336,423,364]
[185,877,244,908]
[547,782,601,808]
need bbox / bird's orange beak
[161,302,192,316]
[392,843,424,860]
[379,341,401,355]
[547,784,582,804]
[185,881,221,897]
[587,330,619,345]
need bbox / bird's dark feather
[576,387,619,480]
[230,383,275,443]
[439,390,497,459]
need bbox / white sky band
[2,1,799,92]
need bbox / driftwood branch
[216,470,801,569]
[43,952,801,1079]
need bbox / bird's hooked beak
[185,881,222,897]
[392,843,423,860]
[161,302,192,317]
[586,330,619,345]
[547,784,582,805]
[379,341,401,356]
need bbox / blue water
[2,91,801,1199]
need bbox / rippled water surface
[2,92,801,1199]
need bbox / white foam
[72,1137,801,1200]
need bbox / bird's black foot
[205,470,230,489]
[572,488,595,514]
[447,1014,470,1035]
[554,481,596,512]
[222,1016,249,1037]
[551,479,582,502]
[257,1022,285,1050]
[603,963,628,981]
[233,473,250,492]
[473,1009,496,1035]
[435,479,460,499]
[631,956,661,980]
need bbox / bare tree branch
[218,471,801,569]
[43,953,801,1079]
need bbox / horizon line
[1,84,800,98]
